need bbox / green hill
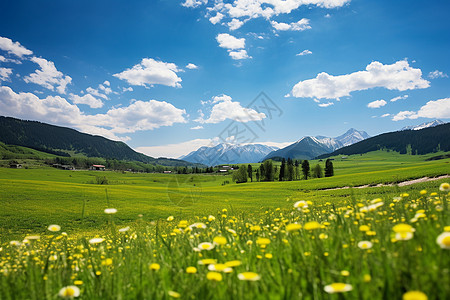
[318,122,450,158]
[0,116,200,167]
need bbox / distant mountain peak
[401,120,445,131]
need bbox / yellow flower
[265,253,273,259]
[198,259,217,265]
[250,225,261,231]
[102,258,113,266]
[186,266,197,274]
[294,200,308,209]
[48,224,61,232]
[149,263,161,271]
[393,224,414,233]
[395,232,414,241]
[167,216,174,221]
[363,274,371,282]
[198,242,214,251]
[403,291,428,300]
[206,271,223,281]
[168,291,180,298]
[286,223,302,232]
[304,221,321,230]
[420,190,427,195]
[74,280,83,286]
[358,241,373,249]
[208,264,232,273]
[9,240,21,247]
[238,272,261,281]
[439,183,450,192]
[208,215,216,222]
[340,270,350,276]
[359,225,370,232]
[444,226,450,232]
[436,232,450,249]
[58,286,80,298]
[256,237,271,246]
[324,283,353,294]
[213,236,227,246]
[225,260,242,267]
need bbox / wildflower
[359,225,370,232]
[189,222,207,230]
[256,237,271,246]
[393,224,415,234]
[324,283,353,294]
[250,225,261,231]
[198,242,214,251]
[265,253,273,259]
[168,291,181,298]
[319,233,328,240]
[208,215,216,222]
[286,223,302,232]
[208,264,232,273]
[213,236,227,246]
[206,271,223,281]
[358,241,373,249]
[304,221,321,230]
[436,232,450,249]
[48,224,61,232]
[294,200,308,210]
[58,286,80,298]
[340,270,350,276]
[149,263,160,271]
[198,259,217,265]
[420,190,427,195]
[104,208,117,214]
[89,238,105,245]
[395,232,414,241]
[439,183,450,192]
[119,226,130,233]
[9,240,21,247]
[444,226,450,232]
[363,274,371,282]
[25,235,40,241]
[167,216,174,221]
[186,266,197,274]
[238,272,261,281]
[225,260,242,267]
[403,291,428,300]
[74,280,83,285]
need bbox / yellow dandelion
[58,285,80,298]
[250,225,261,231]
[359,225,370,232]
[198,259,217,265]
[186,266,197,274]
[304,221,321,230]
[265,253,273,259]
[238,272,261,281]
[363,274,371,282]
[149,263,161,271]
[324,283,353,294]
[48,224,61,232]
[403,291,428,300]
[208,264,232,273]
[395,232,414,241]
[286,223,302,232]
[9,240,21,247]
[256,237,271,246]
[358,241,373,249]
[167,216,174,221]
[213,236,227,246]
[393,224,415,233]
[439,183,450,192]
[436,232,450,249]
[168,291,181,298]
[225,260,242,267]
[206,271,223,281]
[73,280,83,286]
[294,200,308,209]
[340,270,350,276]
[208,215,216,222]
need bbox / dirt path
[321,175,450,191]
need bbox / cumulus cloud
[390,94,408,102]
[0,55,21,64]
[0,85,187,140]
[23,57,72,94]
[392,98,450,121]
[229,49,251,60]
[113,58,182,88]
[0,36,33,58]
[186,63,199,69]
[228,18,245,30]
[271,19,311,31]
[318,102,334,107]
[209,12,224,24]
[197,94,266,124]
[381,113,391,118]
[122,87,133,92]
[190,125,203,130]
[181,0,207,8]
[0,68,12,82]
[216,33,245,50]
[428,70,448,79]
[296,49,312,56]
[367,99,387,108]
[70,93,103,108]
[290,60,430,100]
[86,87,108,100]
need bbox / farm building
[91,164,106,171]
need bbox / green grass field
[0,150,449,299]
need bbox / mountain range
[401,120,445,131]
[263,129,370,161]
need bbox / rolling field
[0,151,449,299]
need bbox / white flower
[9,240,21,247]
[324,283,353,294]
[89,238,105,244]
[395,232,414,241]
[104,208,117,214]
[436,232,450,249]
[357,241,373,249]
[197,242,214,251]
[294,200,308,209]
[48,224,61,232]
[58,285,80,298]
[119,226,130,233]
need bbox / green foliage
[232,166,248,183]
[301,160,310,180]
[324,159,334,177]
[312,164,323,178]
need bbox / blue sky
[0,0,449,158]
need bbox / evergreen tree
[256,168,260,182]
[324,159,334,177]
[232,166,248,183]
[259,164,265,181]
[263,160,274,181]
[312,164,323,178]
[301,160,310,180]
[247,164,253,182]
[279,158,286,181]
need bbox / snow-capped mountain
[180,143,279,166]
[263,129,370,161]
[401,120,445,131]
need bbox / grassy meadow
[0,150,449,299]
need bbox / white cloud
[290,60,430,100]
[136,138,212,159]
[186,63,199,69]
[86,87,108,100]
[70,93,103,108]
[103,80,110,86]
[23,57,72,94]
[0,85,187,141]
[324,13,331,18]
[390,94,408,102]
[98,83,112,94]
[229,49,251,60]
[181,0,207,8]
[392,98,450,121]
[0,36,33,58]
[113,58,182,88]
[216,33,245,50]
[428,70,448,79]
[381,113,391,118]
[0,55,21,64]
[209,12,224,24]
[318,102,334,107]
[190,125,204,130]
[367,99,387,108]
[296,49,312,56]
[228,18,244,30]
[122,87,133,92]
[197,94,265,123]
[0,68,12,82]
[271,19,311,31]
